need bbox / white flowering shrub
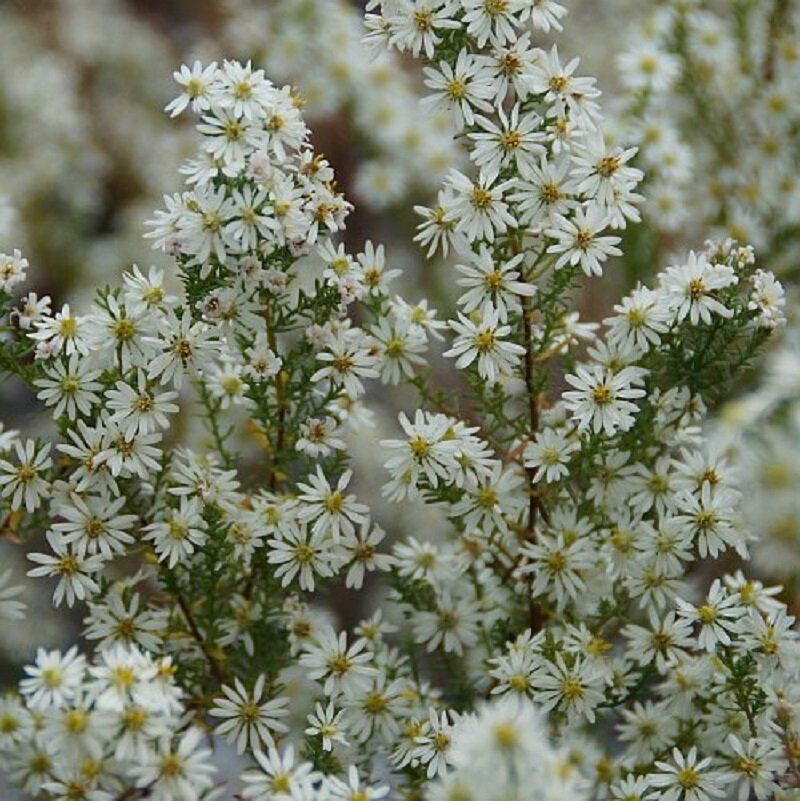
[593,0,800,608]
[0,3,798,801]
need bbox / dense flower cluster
[224,0,461,208]
[426,697,587,801]
[0,3,798,801]
[0,58,417,799]
[1,644,212,800]
[611,0,800,274]
[597,0,800,618]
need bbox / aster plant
[0,3,797,801]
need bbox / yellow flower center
[561,676,584,700]
[123,707,149,730]
[410,436,431,457]
[486,0,508,13]
[325,491,344,513]
[160,754,183,778]
[677,767,699,789]
[114,318,135,341]
[546,550,567,572]
[111,666,136,688]
[413,10,432,30]
[17,464,36,483]
[186,77,204,99]
[471,187,493,209]
[0,714,19,734]
[57,555,79,576]
[61,376,80,394]
[597,155,621,177]
[474,330,496,352]
[484,270,504,290]
[364,692,388,714]
[447,79,466,100]
[592,385,613,405]
[688,278,706,299]
[493,721,518,749]
[65,709,88,734]
[328,655,351,676]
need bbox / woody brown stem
[522,297,539,536]
[264,302,286,492]
[114,780,155,801]
[175,590,228,685]
[517,240,547,632]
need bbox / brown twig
[241,302,288,600]
[175,590,228,685]
[517,241,548,632]
[763,0,790,81]
[114,780,155,801]
[263,303,286,492]
[502,438,530,464]
[521,299,540,535]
